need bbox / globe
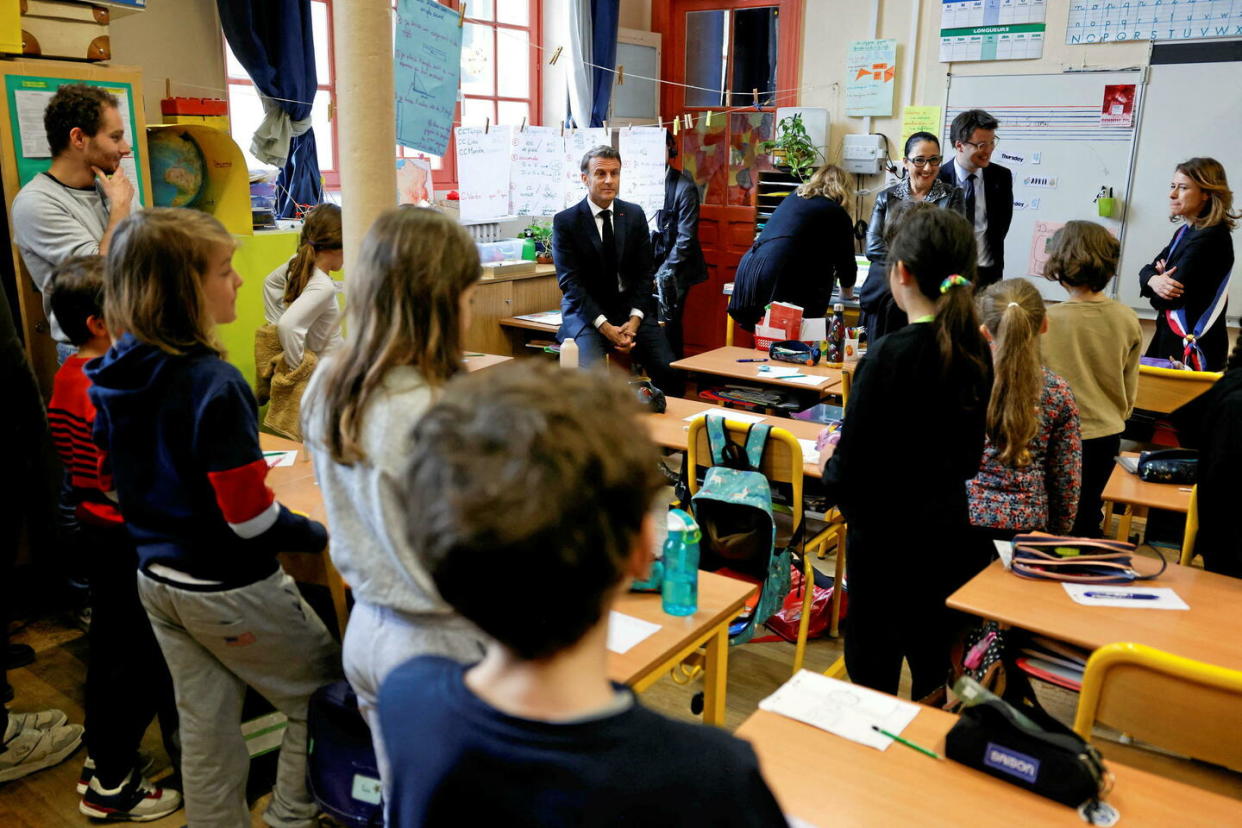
[149,130,206,208]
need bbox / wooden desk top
[737,706,1242,825]
[646,396,827,478]
[499,315,559,333]
[609,572,756,686]
[478,263,557,284]
[1101,452,1193,512]
[672,347,843,394]
[947,559,1242,670]
[463,353,513,372]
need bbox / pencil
[871,725,942,759]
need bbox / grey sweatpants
[138,568,342,828]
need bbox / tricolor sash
[1163,224,1232,371]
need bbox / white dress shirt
[955,163,993,267]
[587,197,643,329]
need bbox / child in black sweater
[822,204,994,699]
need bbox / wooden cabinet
[464,264,561,355]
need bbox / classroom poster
[509,126,564,217]
[845,39,897,117]
[394,0,462,157]
[900,105,942,145]
[939,0,1047,62]
[1100,84,1136,128]
[455,126,513,221]
[396,157,434,206]
[1027,220,1064,278]
[563,127,609,209]
[617,127,666,230]
[1066,0,1242,45]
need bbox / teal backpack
[690,416,795,645]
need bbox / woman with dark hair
[1140,157,1238,371]
[728,164,857,329]
[861,132,966,343]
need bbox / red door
[654,0,803,354]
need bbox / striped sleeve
[194,373,277,538]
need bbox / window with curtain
[225,0,541,193]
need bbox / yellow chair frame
[1180,485,1199,566]
[1073,642,1242,772]
[685,416,814,674]
[1135,364,1221,414]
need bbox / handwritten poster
[900,105,942,145]
[394,0,462,156]
[563,127,609,209]
[396,157,434,206]
[509,126,564,217]
[617,127,666,230]
[1027,220,1065,278]
[455,126,513,221]
[845,39,897,117]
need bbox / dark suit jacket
[553,197,656,339]
[1139,221,1233,369]
[653,167,707,303]
[939,159,1013,271]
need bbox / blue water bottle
[662,509,701,616]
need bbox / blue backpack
[690,416,794,644]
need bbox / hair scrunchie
[939,274,971,294]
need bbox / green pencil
[871,725,942,759]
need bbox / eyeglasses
[962,138,1000,150]
[905,156,943,167]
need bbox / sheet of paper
[994,540,1013,569]
[563,128,609,208]
[782,374,831,387]
[14,90,54,157]
[683,410,765,425]
[513,310,562,325]
[798,318,826,341]
[606,611,661,654]
[510,126,565,217]
[617,127,665,230]
[758,365,802,378]
[1062,584,1189,610]
[263,450,298,468]
[798,439,820,465]
[759,670,920,751]
[455,126,513,221]
[394,0,463,156]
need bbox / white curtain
[565,0,593,128]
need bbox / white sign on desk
[760,671,920,751]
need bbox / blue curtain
[217,0,322,217]
[588,0,619,128]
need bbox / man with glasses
[940,109,1012,288]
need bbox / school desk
[735,704,1242,825]
[1101,452,1193,542]
[645,396,828,478]
[671,346,844,402]
[946,559,1242,671]
[260,434,757,725]
[465,263,561,356]
[461,352,513,372]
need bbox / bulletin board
[943,70,1143,303]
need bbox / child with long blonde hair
[968,279,1081,539]
[301,207,485,797]
[86,208,341,827]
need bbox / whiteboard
[1117,48,1242,319]
[945,71,1143,302]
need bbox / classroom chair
[725,309,734,347]
[1073,642,1242,773]
[1179,485,1199,567]
[685,415,815,675]
[1134,365,1221,415]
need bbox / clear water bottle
[662,509,701,616]
[559,337,578,369]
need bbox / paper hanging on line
[759,670,920,751]
[1061,584,1189,610]
[510,126,564,217]
[684,410,765,425]
[798,439,820,465]
[606,611,661,654]
[617,127,666,230]
[781,374,831,387]
[455,126,514,221]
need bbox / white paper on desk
[755,324,783,341]
[995,540,1014,569]
[798,439,820,465]
[684,410,765,425]
[782,374,830,387]
[799,318,827,341]
[758,365,802,378]
[607,611,662,654]
[1061,584,1189,610]
[264,450,298,468]
[759,670,920,751]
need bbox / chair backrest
[1135,365,1221,414]
[1180,485,1199,566]
[686,415,804,530]
[1073,642,1242,770]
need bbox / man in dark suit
[939,109,1013,288]
[553,145,681,395]
[652,130,707,359]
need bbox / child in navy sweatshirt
[86,208,341,828]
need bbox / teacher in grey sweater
[11,84,135,358]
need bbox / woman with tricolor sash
[1139,157,1238,371]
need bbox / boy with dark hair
[46,257,182,821]
[378,361,785,827]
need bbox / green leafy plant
[760,113,822,183]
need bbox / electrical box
[842,133,885,175]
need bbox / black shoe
[5,643,35,671]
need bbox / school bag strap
[705,415,771,470]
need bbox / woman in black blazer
[728,164,856,330]
[1140,157,1238,371]
[862,132,966,344]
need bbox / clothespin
[706,110,714,127]
[560,122,565,137]
[520,116,527,132]
[672,116,679,136]
[484,116,489,134]
[603,120,609,132]
[683,113,694,129]
[752,88,759,109]
[616,65,624,85]
[549,46,563,65]
[458,3,467,27]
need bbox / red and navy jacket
[48,355,123,529]
[85,333,326,589]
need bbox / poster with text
[901,105,943,145]
[939,0,1047,62]
[617,127,666,230]
[1100,84,1136,128]
[395,0,462,156]
[455,126,513,221]
[846,39,897,117]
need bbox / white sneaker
[77,753,158,795]
[7,708,68,733]
[79,769,182,822]
[0,722,84,783]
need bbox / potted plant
[521,220,554,263]
[760,113,822,183]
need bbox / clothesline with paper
[455,126,513,222]
[394,0,463,157]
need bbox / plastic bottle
[520,237,537,261]
[826,303,846,367]
[662,509,701,616]
[559,337,578,369]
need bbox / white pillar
[333,0,396,274]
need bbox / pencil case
[1009,533,1166,584]
[1136,449,1197,484]
[769,340,820,366]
